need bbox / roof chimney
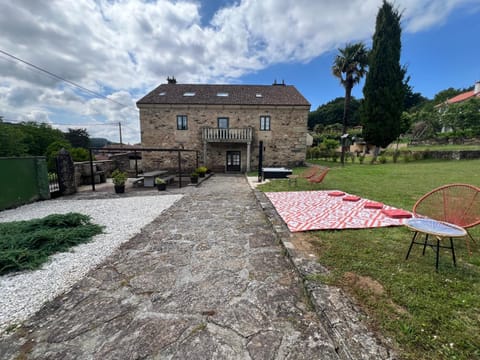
[167,76,177,84]
[475,81,480,95]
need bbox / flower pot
[114,184,125,193]
[157,183,166,191]
[190,177,198,184]
[198,172,205,178]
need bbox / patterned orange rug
[265,190,412,232]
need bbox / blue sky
[0,0,479,143]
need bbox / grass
[406,144,480,151]
[257,159,480,360]
[0,213,103,275]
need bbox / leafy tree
[441,98,480,135]
[332,42,368,164]
[45,140,72,171]
[69,147,90,162]
[20,122,65,156]
[308,97,362,130]
[361,1,404,156]
[0,123,28,156]
[65,128,90,148]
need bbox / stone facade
[138,104,309,172]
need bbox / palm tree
[332,42,368,164]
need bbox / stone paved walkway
[0,175,342,359]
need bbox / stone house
[136,79,310,173]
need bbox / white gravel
[0,194,182,333]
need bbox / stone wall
[138,104,309,172]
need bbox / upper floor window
[218,117,229,129]
[177,115,188,130]
[260,115,271,131]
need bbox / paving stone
[0,175,341,359]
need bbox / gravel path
[0,194,182,333]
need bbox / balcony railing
[202,127,253,143]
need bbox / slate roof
[136,83,310,107]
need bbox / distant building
[136,79,311,172]
[444,81,480,105]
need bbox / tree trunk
[341,84,353,166]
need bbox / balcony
[202,127,253,143]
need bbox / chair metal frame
[405,183,480,270]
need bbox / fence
[0,157,50,211]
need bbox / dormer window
[183,92,195,97]
[217,92,229,97]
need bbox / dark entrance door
[226,151,241,172]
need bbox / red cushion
[381,209,412,219]
[343,195,360,202]
[328,191,345,197]
[364,202,384,209]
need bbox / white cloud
[0,0,477,143]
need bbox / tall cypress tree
[362,1,404,154]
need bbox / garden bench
[161,175,175,184]
[131,177,144,187]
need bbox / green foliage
[0,121,65,157]
[65,128,90,148]
[0,213,103,275]
[403,75,428,111]
[332,42,368,134]
[19,122,65,157]
[155,177,166,185]
[0,122,28,156]
[196,166,208,175]
[69,147,90,162]
[362,1,404,148]
[440,98,480,135]
[308,97,362,130]
[45,140,72,171]
[111,169,127,185]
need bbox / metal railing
[202,127,252,143]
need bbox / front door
[226,151,241,172]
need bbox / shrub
[111,169,127,185]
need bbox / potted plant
[190,172,199,184]
[196,166,208,178]
[155,177,167,191]
[111,169,127,193]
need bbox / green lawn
[257,159,480,360]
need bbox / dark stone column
[56,148,77,195]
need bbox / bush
[111,169,127,185]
